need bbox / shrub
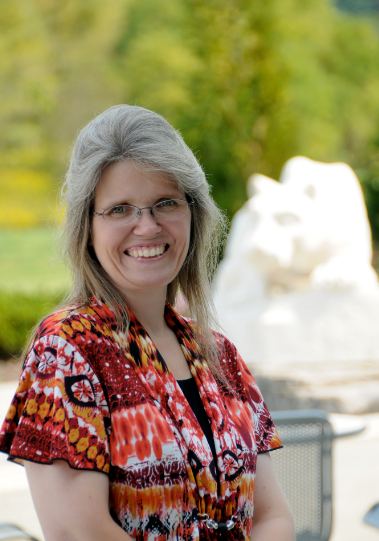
[0,289,64,359]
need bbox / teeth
[127,245,166,258]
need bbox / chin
[119,277,174,295]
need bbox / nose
[132,207,162,235]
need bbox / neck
[121,287,168,336]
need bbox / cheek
[91,226,104,257]
[91,223,120,260]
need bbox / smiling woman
[90,161,192,300]
[0,105,294,541]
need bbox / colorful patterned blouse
[0,298,282,541]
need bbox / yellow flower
[38,402,50,419]
[103,463,110,473]
[62,324,74,337]
[72,321,84,332]
[6,405,16,420]
[26,399,38,415]
[81,318,91,330]
[69,428,79,443]
[55,408,65,422]
[87,446,97,459]
[96,455,105,469]
[77,437,89,453]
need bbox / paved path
[0,381,378,540]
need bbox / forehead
[95,160,184,207]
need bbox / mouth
[124,243,169,259]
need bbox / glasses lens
[104,205,137,225]
[154,200,189,221]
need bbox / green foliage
[0,227,67,358]
[0,228,69,292]
[114,0,379,219]
[0,289,64,358]
[336,0,379,13]
[2,0,379,354]
[1,0,379,230]
[0,0,126,173]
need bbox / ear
[280,156,319,199]
[247,173,281,198]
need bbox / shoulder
[21,301,113,417]
[210,328,237,354]
[179,314,238,362]
[209,329,264,403]
[23,298,120,378]
[34,298,117,346]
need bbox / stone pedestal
[251,360,379,414]
[217,289,379,365]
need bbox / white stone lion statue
[215,156,377,305]
[214,157,379,364]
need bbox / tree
[114,0,379,220]
[2,0,379,235]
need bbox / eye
[156,199,178,210]
[112,206,126,214]
[105,205,134,217]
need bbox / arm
[250,453,295,541]
[25,460,133,541]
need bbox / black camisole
[177,377,220,485]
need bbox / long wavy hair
[30,105,227,378]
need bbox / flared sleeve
[0,333,111,474]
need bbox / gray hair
[60,105,227,377]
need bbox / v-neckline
[101,297,246,520]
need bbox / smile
[124,243,168,259]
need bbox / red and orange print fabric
[0,298,282,541]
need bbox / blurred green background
[2,0,379,358]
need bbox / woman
[0,105,295,541]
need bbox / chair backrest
[271,410,333,541]
[0,523,40,541]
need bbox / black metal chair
[0,524,40,541]
[271,410,334,541]
[364,502,379,530]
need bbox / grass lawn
[0,227,70,293]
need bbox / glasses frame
[93,198,194,227]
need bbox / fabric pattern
[0,298,282,541]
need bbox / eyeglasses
[93,198,194,227]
